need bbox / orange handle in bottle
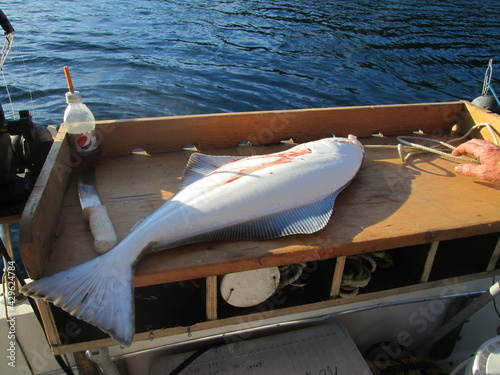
[63,66,75,93]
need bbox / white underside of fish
[22,135,364,347]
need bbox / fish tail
[21,253,135,347]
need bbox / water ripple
[0,0,499,125]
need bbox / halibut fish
[22,135,364,347]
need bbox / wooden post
[420,242,439,282]
[330,256,346,298]
[206,276,218,321]
[486,235,500,272]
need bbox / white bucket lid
[220,267,280,308]
[468,337,500,375]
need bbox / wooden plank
[486,236,500,272]
[131,144,500,286]
[39,134,500,286]
[458,102,500,141]
[206,276,218,321]
[36,300,62,347]
[19,130,74,279]
[1,223,14,256]
[420,242,439,282]
[0,214,21,225]
[96,102,463,157]
[330,256,346,298]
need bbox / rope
[1,69,15,117]
[0,32,14,69]
[365,122,499,163]
[488,83,500,107]
[340,251,394,298]
[0,32,16,116]
[278,263,307,288]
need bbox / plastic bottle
[62,66,99,157]
[63,91,98,156]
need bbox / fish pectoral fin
[21,255,135,347]
[168,190,342,248]
[178,153,247,191]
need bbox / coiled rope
[340,251,394,298]
[365,122,499,163]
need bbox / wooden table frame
[19,101,500,354]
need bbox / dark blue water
[1,0,499,127]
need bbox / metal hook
[222,287,234,305]
[482,59,494,97]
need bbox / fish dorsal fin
[178,153,247,191]
[165,190,343,249]
[132,153,247,233]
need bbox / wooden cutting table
[19,101,500,354]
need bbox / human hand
[451,138,500,184]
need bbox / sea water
[0,0,498,126]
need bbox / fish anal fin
[168,190,341,248]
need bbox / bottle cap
[65,91,83,104]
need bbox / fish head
[346,134,364,151]
[311,134,364,154]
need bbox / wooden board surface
[42,136,500,287]
[19,102,469,278]
[96,102,463,157]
